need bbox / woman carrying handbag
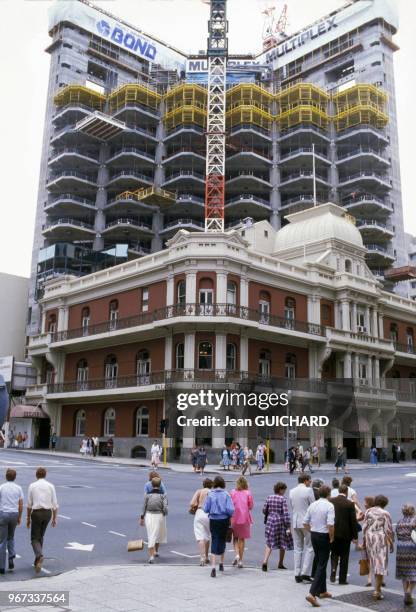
[189,478,213,566]
[140,476,168,564]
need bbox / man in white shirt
[27,467,59,573]
[304,485,335,607]
[330,478,340,498]
[0,469,23,573]
[289,473,316,584]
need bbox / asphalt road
[0,450,415,588]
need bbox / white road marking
[58,514,71,520]
[15,554,21,559]
[41,568,51,574]
[81,522,96,528]
[405,473,416,477]
[170,550,200,558]
[109,530,126,538]
[0,460,27,465]
[64,542,95,552]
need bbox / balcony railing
[108,147,155,162]
[337,147,388,161]
[356,219,393,232]
[225,194,270,206]
[177,193,205,204]
[108,170,153,183]
[47,171,97,185]
[162,218,204,230]
[393,341,416,355]
[48,148,99,163]
[164,170,205,182]
[50,303,326,343]
[338,171,390,185]
[280,147,328,161]
[42,218,94,231]
[45,194,96,208]
[105,218,152,230]
[280,170,328,184]
[343,194,392,209]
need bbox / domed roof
[274,202,364,252]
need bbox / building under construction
[28,0,406,333]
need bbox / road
[0,450,415,587]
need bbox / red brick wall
[383,317,416,343]
[247,339,309,377]
[248,282,307,321]
[386,364,416,378]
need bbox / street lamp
[286,389,292,467]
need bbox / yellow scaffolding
[162,84,207,131]
[53,85,106,110]
[116,186,176,208]
[225,83,273,131]
[332,84,388,131]
[108,83,161,113]
[276,83,330,130]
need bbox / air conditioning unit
[359,378,369,386]
[357,325,367,333]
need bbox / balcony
[124,122,158,142]
[42,218,96,240]
[338,171,391,190]
[280,195,326,216]
[162,170,205,188]
[279,147,329,164]
[366,244,395,266]
[227,147,272,168]
[44,194,96,215]
[175,193,205,215]
[226,171,271,190]
[280,170,329,187]
[112,101,160,122]
[343,194,392,217]
[164,124,205,142]
[228,123,272,142]
[225,194,270,217]
[106,170,153,189]
[336,147,390,167]
[107,147,155,167]
[279,124,330,143]
[159,218,204,235]
[163,148,205,166]
[102,218,153,241]
[46,171,97,191]
[48,148,99,168]
[49,303,326,348]
[356,219,394,241]
[28,333,52,355]
[336,125,389,145]
[53,103,92,124]
[327,328,394,354]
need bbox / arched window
[198,342,213,369]
[81,307,90,336]
[345,259,352,273]
[284,297,296,329]
[406,328,414,353]
[227,281,237,312]
[390,323,398,344]
[137,350,151,384]
[259,291,271,324]
[75,409,86,437]
[104,355,118,388]
[259,349,271,378]
[76,359,88,390]
[45,363,55,385]
[199,278,214,315]
[285,353,297,379]
[177,280,186,305]
[109,300,119,331]
[136,407,149,437]
[104,408,116,437]
[226,343,236,371]
[175,343,184,370]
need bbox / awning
[10,405,50,419]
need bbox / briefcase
[127,539,144,552]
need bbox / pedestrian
[289,473,315,583]
[312,478,324,501]
[22,432,28,449]
[370,446,378,466]
[151,440,161,468]
[241,446,253,476]
[230,476,253,568]
[289,447,296,474]
[397,443,402,462]
[140,476,167,564]
[190,446,198,472]
[144,471,166,495]
[392,442,398,463]
[86,437,93,457]
[92,435,99,457]
[26,467,58,573]
[80,437,88,456]
[16,433,23,450]
[341,475,359,507]
[231,446,238,470]
[357,496,375,587]
[262,482,293,572]
[203,475,234,578]
[106,437,114,457]
[330,478,340,498]
[329,483,358,585]
[237,445,245,471]
[255,445,264,472]
[196,446,207,475]
[302,448,314,473]
[335,445,347,473]
[189,478,213,566]
[0,468,24,574]
[312,444,320,468]
[303,485,335,607]
[395,503,416,606]
[221,446,231,471]
[362,494,394,601]
[50,432,57,451]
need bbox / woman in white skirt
[150,440,161,468]
[79,438,88,456]
[189,478,213,565]
[140,477,168,563]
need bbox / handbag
[226,527,233,543]
[359,557,369,576]
[411,529,416,545]
[127,539,144,552]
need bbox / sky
[0,0,415,277]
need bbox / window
[391,419,401,442]
[264,230,268,238]
[47,314,57,333]
[390,323,398,344]
[141,287,149,312]
[45,364,55,385]
[81,307,90,336]
[345,259,352,273]
[227,281,237,314]
[199,287,213,315]
[357,310,366,331]
[177,281,186,305]
[285,353,296,379]
[75,409,86,437]
[104,408,116,437]
[137,350,151,384]
[321,304,331,324]
[359,362,367,381]
[259,350,271,378]
[226,343,236,371]
[175,343,184,369]
[198,342,213,369]
[284,297,296,329]
[136,407,149,437]
[104,355,118,389]
[406,328,414,353]
[259,291,271,324]
[109,300,118,331]
[76,359,88,391]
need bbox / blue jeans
[0,512,19,570]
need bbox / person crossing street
[26,467,58,573]
[0,469,23,574]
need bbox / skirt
[265,514,294,550]
[396,541,416,581]
[194,509,210,541]
[210,518,230,555]
[232,522,251,540]
[145,513,167,549]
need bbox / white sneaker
[148,556,154,564]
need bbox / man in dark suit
[329,483,358,585]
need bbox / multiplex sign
[186,58,262,73]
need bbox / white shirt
[347,486,357,501]
[0,482,23,513]
[289,483,316,528]
[330,488,339,498]
[303,498,335,533]
[27,479,59,510]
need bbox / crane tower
[204,0,228,232]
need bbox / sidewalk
[4,448,416,474]
[0,564,389,612]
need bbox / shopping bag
[359,558,369,576]
[127,539,144,552]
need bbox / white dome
[274,202,364,252]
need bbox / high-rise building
[28,0,406,334]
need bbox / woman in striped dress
[261,482,293,571]
[395,504,416,606]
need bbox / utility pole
[204,0,228,232]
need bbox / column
[372,309,379,338]
[334,300,341,328]
[351,302,357,333]
[353,353,359,381]
[185,271,197,304]
[269,99,281,230]
[344,352,352,379]
[152,99,166,252]
[57,306,68,332]
[215,333,227,372]
[184,333,195,377]
[240,336,248,373]
[166,274,174,307]
[374,357,380,385]
[341,300,350,331]
[328,101,339,203]
[307,294,321,324]
[364,306,371,334]
[308,346,318,379]
[93,143,110,252]
[41,310,47,334]
[367,355,373,385]
[164,335,172,371]
[378,313,384,339]
[151,211,163,252]
[240,277,249,308]
[216,272,227,304]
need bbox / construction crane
[262,3,288,51]
[203,0,228,232]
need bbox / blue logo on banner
[96,21,157,61]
